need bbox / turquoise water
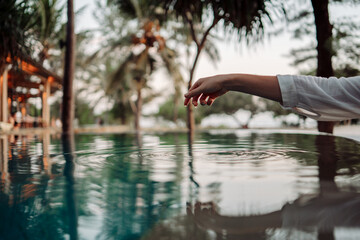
[1,130,360,240]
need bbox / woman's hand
[184,74,282,106]
[184,75,229,106]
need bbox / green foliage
[0,0,37,71]
[262,98,292,118]
[28,103,42,117]
[157,98,186,121]
[107,101,134,125]
[158,0,287,130]
[88,0,187,127]
[157,91,292,127]
[111,0,167,22]
[75,97,96,125]
[287,0,360,75]
[49,96,97,126]
[197,92,265,127]
[33,0,64,43]
[201,92,257,116]
[0,0,65,66]
[163,0,284,43]
[157,98,203,124]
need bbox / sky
[73,0,360,125]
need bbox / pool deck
[333,125,360,142]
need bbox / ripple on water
[2,132,360,240]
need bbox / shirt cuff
[277,75,299,108]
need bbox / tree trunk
[311,0,335,134]
[186,18,219,136]
[173,95,179,123]
[244,112,254,129]
[62,0,75,135]
[120,103,127,125]
[187,104,195,138]
[187,48,201,136]
[135,81,142,131]
[230,114,243,128]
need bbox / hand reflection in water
[187,135,360,239]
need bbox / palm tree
[286,0,360,133]
[163,0,283,135]
[89,0,186,131]
[34,0,64,65]
[159,47,185,123]
[0,0,63,72]
[106,44,157,130]
[62,0,75,134]
[163,23,221,124]
[0,0,35,74]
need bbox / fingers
[207,96,215,106]
[199,94,208,105]
[184,80,205,99]
[184,77,226,106]
[199,94,215,106]
[184,95,201,106]
[184,81,202,106]
[192,94,201,106]
[184,94,217,106]
[184,97,191,106]
[184,87,204,100]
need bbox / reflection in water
[0,133,64,240]
[62,133,78,240]
[0,131,360,239]
[186,134,360,240]
[187,131,200,204]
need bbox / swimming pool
[1,130,360,239]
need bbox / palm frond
[164,0,284,44]
[203,38,220,67]
[0,0,36,70]
[106,52,135,94]
[159,46,185,99]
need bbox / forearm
[278,75,360,121]
[184,73,283,106]
[221,74,282,103]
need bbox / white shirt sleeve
[277,75,360,121]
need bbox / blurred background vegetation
[2,0,360,131]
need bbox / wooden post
[0,74,2,122]
[42,131,51,175]
[0,136,9,194]
[42,78,50,127]
[0,68,8,122]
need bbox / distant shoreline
[1,124,359,142]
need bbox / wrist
[220,74,243,91]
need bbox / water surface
[1,130,360,240]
